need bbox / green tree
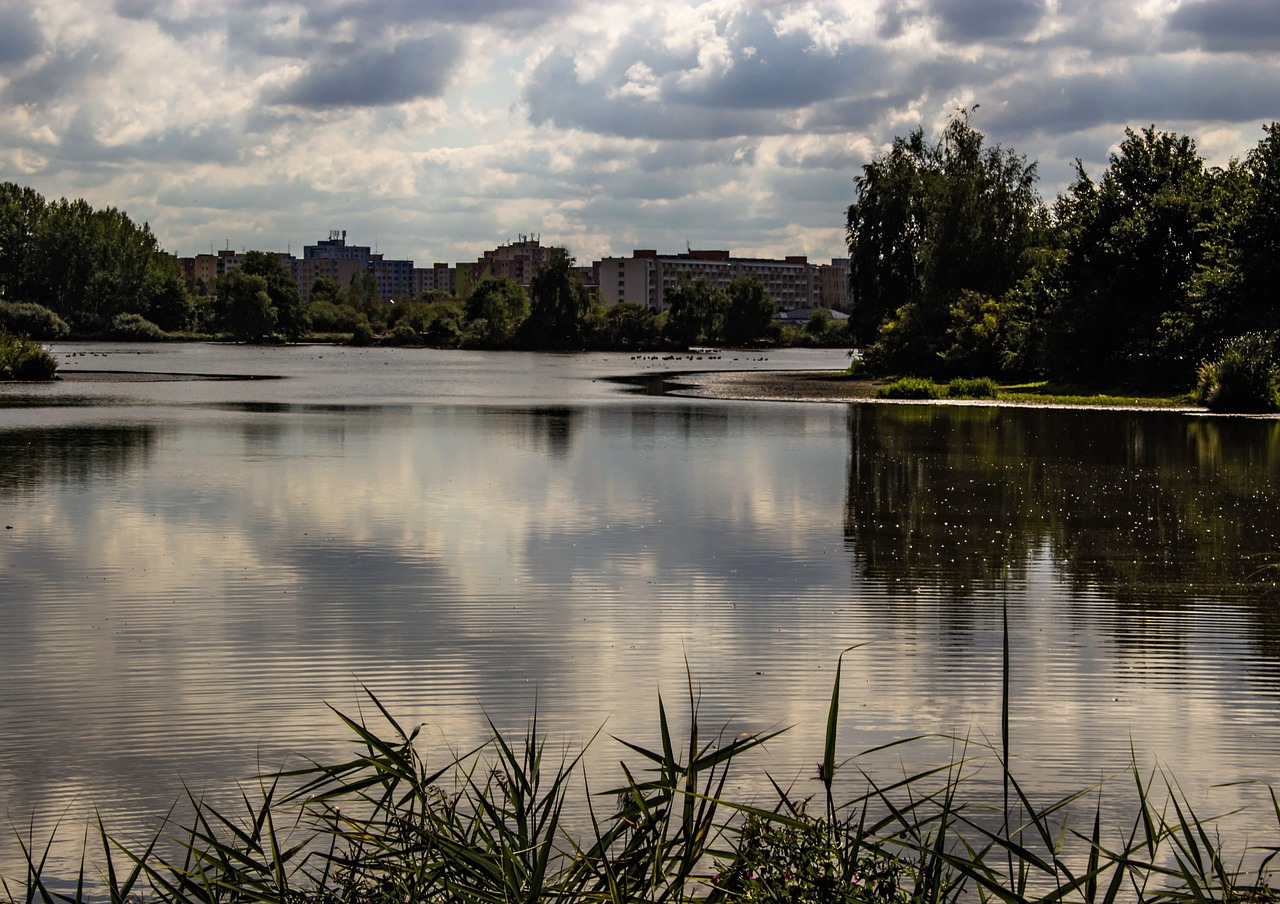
[593,301,660,349]
[523,247,590,348]
[346,270,382,327]
[846,130,929,345]
[723,275,775,346]
[310,277,343,304]
[464,276,528,345]
[848,109,1043,373]
[239,251,309,340]
[1046,127,1212,384]
[663,274,727,347]
[216,269,277,342]
[1238,122,1280,334]
[138,254,195,333]
[418,299,466,346]
[0,182,46,305]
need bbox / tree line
[847,110,1280,405]
[0,183,852,351]
[306,249,847,351]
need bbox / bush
[0,301,70,339]
[348,319,374,347]
[110,312,167,341]
[307,299,363,333]
[0,332,58,379]
[878,376,941,399]
[947,376,1000,398]
[1195,332,1280,413]
[386,321,419,346]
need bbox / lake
[1,343,1278,884]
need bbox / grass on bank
[5,649,1279,904]
[867,374,1191,408]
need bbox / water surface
[1,344,1278,881]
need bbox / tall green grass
[5,661,1278,903]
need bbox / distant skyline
[1,0,1277,265]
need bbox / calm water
[2,343,1279,881]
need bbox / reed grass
[5,661,1278,904]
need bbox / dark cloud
[982,55,1280,139]
[113,0,222,38]
[522,10,895,140]
[4,44,117,107]
[876,0,919,39]
[1168,0,1280,51]
[299,0,578,30]
[929,0,1046,41]
[270,37,463,109]
[0,3,43,65]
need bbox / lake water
[2,343,1279,884]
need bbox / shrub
[878,376,941,399]
[387,321,419,346]
[947,376,1000,398]
[1195,332,1280,413]
[0,301,70,339]
[348,319,374,347]
[110,312,167,341]
[0,332,58,380]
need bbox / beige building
[818,258,851,312]
[596,249,821,311]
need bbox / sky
[0,0,1278,267]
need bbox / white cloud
[0,0,1275,264]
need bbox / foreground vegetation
[7,653,1278,903]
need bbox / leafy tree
[523,247,590,348]
[723,275,775,346]
[592,302,660,349]
[346,270,381,326]
[215,269,277,342]
[239,250,308,340]
[663,274,727,347]
[848,109,1043,373]
[464,276,528,345]
[308,299,363,333]
[310,277,343,305]
[942,290,1028,376]
[418,299,466,346]
[846,130,929,345]
[138,255,195,332]
[1046,127,1212,384]
[0,183,45,305]
[1238,122,1280,334]
[0,183,193,336]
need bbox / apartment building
[596,249,821,311]
[818,258,851,312]
[414,262,456,296]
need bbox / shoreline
[670,368,1212,413]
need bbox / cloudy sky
[1,0,1277,266]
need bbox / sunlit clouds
[1,0,1277,265]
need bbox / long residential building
[596,249,824,311]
